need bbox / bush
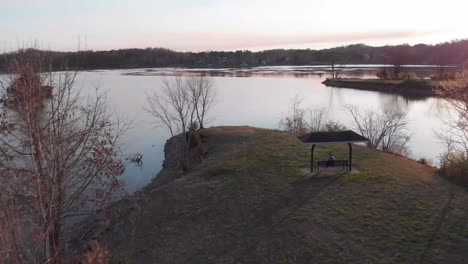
[189,126,202,149]
[430,72,457,81]
[376,68,388,80]
[278,95,308,136]
[397,72,418,80]
[417,157,433,166]
[189,128,207,161]
[439,151,468,187]
[79,241,111,264]
[376,69,418,80]
[323,120,346,132]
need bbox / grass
[82,126,468,264]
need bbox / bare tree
[0,51,127,264]
[435,69,468,184]
[145,75,215,171]
[278,95,308,136]
[146,75,216,135]
[436,70,468,156]
[323,120,347,132]
[330,57,346,79]
[307,108,327,132]
[279,98,347,135]
[328,49,351,79]
[186,76,215,129]
[146,76,194,170]
[345,105,410,154]
[386,45,410,79]
[330,61,345,79]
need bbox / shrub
[376,68,389,80]
[397,72,418,80]
[439,151,468,187]
[189,126,202,149]
[417,157,433,166]
[80,241,111,264]
[278,95,308,136]
[431,72,457,81]
[323,120,347,132]
[376,69,419,80]
[189,128,207,161]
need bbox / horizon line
[2,38,467,55]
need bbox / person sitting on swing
[327,152,336,167]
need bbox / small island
[322,78,441,97]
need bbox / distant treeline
[1,39,468,71]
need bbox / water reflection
[125,65,443,80]
[64,67,454,192]
[379,94,411,113]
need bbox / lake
[71,66,450,192]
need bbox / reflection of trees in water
[428,98,455,119]
[129,67,408,79]
[128,66,447,80]
[378,94,411,113]
[327,87,345,111]
[377,93,448,115]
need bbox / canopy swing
[298,131,369,172]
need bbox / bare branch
[145,75,215,172]
[0,49,127,264]
[345,104,410,155]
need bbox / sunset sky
[2,0,468,52]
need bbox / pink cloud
[145,29,448,51]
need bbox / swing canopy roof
[298,130,369,145]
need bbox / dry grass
[78,126,468,264]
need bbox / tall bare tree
[145,75,215,171]
[330,55,346,79]
[386,45,410,79]
[186,76,215,129]
[0,51,127,264]
[146,75,215,136]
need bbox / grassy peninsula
[323,78,440,97]
[74,126,468,263]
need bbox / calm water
[69,67,450,191]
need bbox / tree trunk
[44,220,61,264]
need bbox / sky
[1,0,468,52]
